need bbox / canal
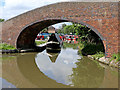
[1,44,118,88]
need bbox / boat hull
[46,33,62,51]
[46,42,61,53]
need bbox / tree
[40,27,48,33]
[61,24,67,29]
[57,23,102,44]
[57,24,67,34]
[64,25,74,34]
[63,23,102,44]
[0,19,5,22]
[57,29,62,33]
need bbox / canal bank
[87,55,119,68]
[1,42,119,69]
[0,41,47,54]
[75,42,120,69]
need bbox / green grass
[78,42,84,50]
[35,40,47,45]
[63,42,78,49]
[63,41,85,50]
[91,52,104,60]
[110,53,120,62]
[0,43,16,50]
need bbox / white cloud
[52,22,72,29]
[35,48,81,85]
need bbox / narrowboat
[46,33,63,52]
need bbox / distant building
[48,26,56,33]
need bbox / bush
[91,52,104,59]
[81,43,104,55]
[110,53,120,62]
[78,42,84,50]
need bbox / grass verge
[0,43,16,50]
[35,40,47,45]
[110,53,120,62]
[91,52,104,60]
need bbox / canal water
[1,45,118,88]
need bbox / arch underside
[17,18,105,53]
[17,19,68,49]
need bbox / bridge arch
[16,18,105,49]
[2,2,119,57]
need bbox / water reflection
[36,48,81,85]
[46,48,61,63]
[2,48,118,88]
[69,57,104,88]
[35,49,105,88]
[16,53,68,88]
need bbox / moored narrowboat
[46,33,63,51]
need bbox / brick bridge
[2,2,119,57]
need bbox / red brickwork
[2,2,119,57]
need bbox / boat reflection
[46,48,61,63]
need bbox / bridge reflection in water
[2,47,118,88]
